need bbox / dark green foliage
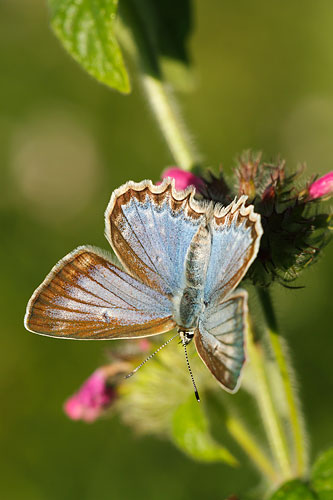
[202,153,332,287]
[268,448,333,499]
[244,159,332,287]
[200,168,233,205]
[269,479,316,500]
[311,448,333,500]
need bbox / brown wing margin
[104,178,209,295]
[24,246,175,340]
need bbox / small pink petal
[64,396,83,421]
[161,167,204,191]
[308,171,333,199]
[138,339,151,352]
[64,369,116,423]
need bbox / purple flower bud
[308,172,333,200]
[161,167,204,191]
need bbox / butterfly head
[178,328,195,346]
[177,328,200,401]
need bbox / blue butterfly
[25,179,262,398]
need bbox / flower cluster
[63,161,332,427]
[64,364,127,423]
[64,340,151,423]
[234,156,332,287]
[163,158,333,287]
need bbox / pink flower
[161,167,204,191]
[138,338,151,352]
[308,171,333,200]
[64,368,116,423]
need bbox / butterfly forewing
[204,197,262,303]
[25,179,263,398]
[105,179,208,296]
[24,247,175,339]
[195,291,247,392]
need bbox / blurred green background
[1,1,333,498]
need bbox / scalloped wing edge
[105,182,261,237]
[214,195,262,229]
[214,195,263,289]
[104,181,262,289]
[104,177,213,245]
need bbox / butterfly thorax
[173,222,212,330]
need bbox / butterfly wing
[24,246,175,339]
[204,196,262,303]
[194,290,247,392]
[105,179,208,296]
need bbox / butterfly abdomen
[173,222,212,329]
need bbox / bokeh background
[1,1,333,498]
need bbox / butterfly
[24,179,263,398]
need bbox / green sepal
[311,448,333,500]
[151,0,194,91]
[269,479,316,500]
[48,0,130,93]
[171,395,238,466]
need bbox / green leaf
[152,0,193,90]
[153,0,192,64]
[269,480,316,500]
[171,396,238,466]
[48,0,130,93]
[311,448,333,500]
[119,0,193,91]
[150,0,193,91]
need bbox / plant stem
[117,0,201,171]
[225,415,279,483]
[140,74,199,171]
[257,288,308,477]
[247,321,292,479]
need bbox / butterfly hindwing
[24,247,175,339]
[195,290,247,392]
[105,179,208,296]
[25,179,263,397]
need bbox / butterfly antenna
[125,333,179,379]
[182,341,200,402]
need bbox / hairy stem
[247,321,292,479]
[225,415,279,483]
[257,288,308,477]
[140,75,200,170]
